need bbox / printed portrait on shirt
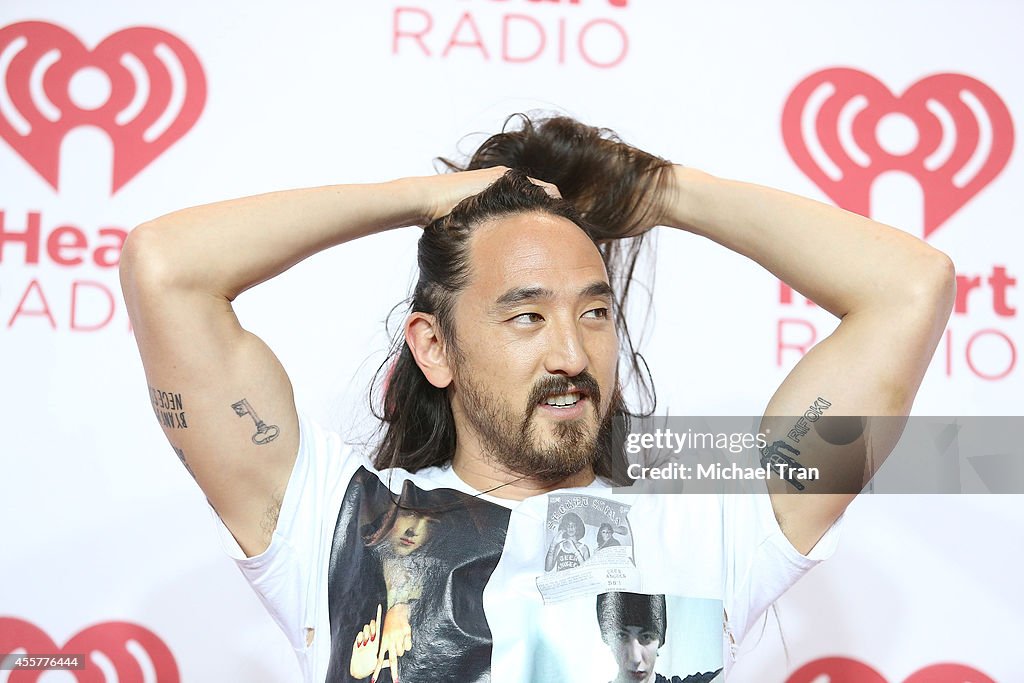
[596,592,722,683]
[537,494,639,604]
[325,468,510,683]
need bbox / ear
[405,312,453,389]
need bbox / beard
[452,366,613,481]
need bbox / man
[545,512,592,571]
[596,592,719,683]
[120,115,954,681]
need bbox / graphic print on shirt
[594,592,722,683]
[537,494,640,603]
[500,589,725,682]
[324,468,510,683]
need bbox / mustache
[527,371,602,411]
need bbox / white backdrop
[1,1,1021,682]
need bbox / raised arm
[120,167,511,557]
[658,166,955,554]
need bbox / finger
[373,648,384,683]
[403,632,412,653]
[373,603,382,639]
[526,176,562,199]
[374,643,393,683]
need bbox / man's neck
[450,451,596,501]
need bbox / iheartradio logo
[0,616,180,682]
[778,68,1018,381]
[787,656,994,683]
[0,21,206,194]
[782,67,1014,239]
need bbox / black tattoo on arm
[760,439,806,491]
[149,385,188,429]
[785,397,831,443]
[231,398,280,445]
[761,396,834,491]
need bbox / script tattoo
[763,395,833,491]
[786,396,832,442]
[173,446,196,479]
[760,439,806,491]
[231,398,280,445]
[149,385,188,429]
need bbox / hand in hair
[439,113,675,240]
[417,165,562,225]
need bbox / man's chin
[524,434,600,478]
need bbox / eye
[582,307,610,320]
[511,312,544,324]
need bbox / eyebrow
[492,281,614,311]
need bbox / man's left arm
[658,166,955,554]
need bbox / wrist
[389,175,437,228]
[661,165,717,235]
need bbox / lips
[529,372,601,409]
[536,394,588,420]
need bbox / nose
[543,316,589,377]
[625,638,643,667]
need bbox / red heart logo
[782,67,1014,239]
[0,616,180,682]
[0,21,206,194]
[786,656,996,683]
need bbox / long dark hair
[370,113,671,486]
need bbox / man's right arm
[120,169,509,557]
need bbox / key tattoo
[231,398,280,445]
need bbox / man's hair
[596,592,667,647]
[369,113,671,485]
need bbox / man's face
[388,509,437,556]
[448,211,619,480]
[609,626,660,683]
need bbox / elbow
[875,245,955,328]
[917,248,956,321]
[119,222,177,306]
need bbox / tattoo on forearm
[173,446,196,479]
[231,398,280,445]
[149,385,188,429]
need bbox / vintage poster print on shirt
[326,469,510,683]
[517,592,725,682]
[536,494,640,603]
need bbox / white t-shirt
[214,414,841,682]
